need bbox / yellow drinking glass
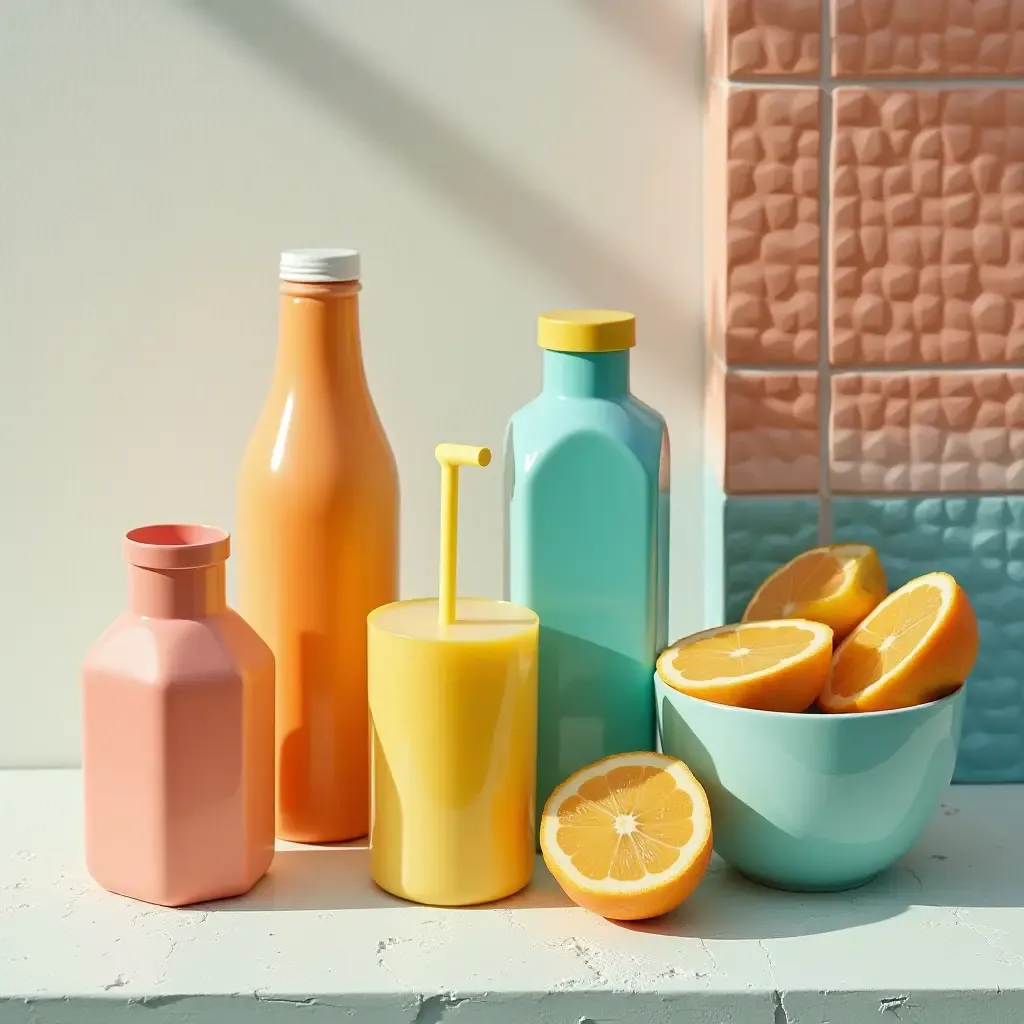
[367,444,539,906]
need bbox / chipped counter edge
[2,771,1024,1024]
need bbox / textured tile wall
[832,496,1024,780]
[831,0,1024,77]
[704,0,1024,781]
[707,84,821,365]
[707,487,821,623]
[707,363,821,492]
[831,88,1024,366]
[831,371,1024,492]
[707,0,822,77]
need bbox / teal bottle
[504,311,669,838]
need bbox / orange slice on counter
[656,620,833,713]
[540,752,712,921]
[818,571,978,714]
[742,543,888,641]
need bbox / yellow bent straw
[435,443,491,627]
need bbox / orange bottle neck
[273,280,369,400]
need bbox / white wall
[0,0,705,766]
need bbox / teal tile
[832,497,1024,783]
[705,480,821,627]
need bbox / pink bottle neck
[129,563,227,619]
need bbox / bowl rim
[653,672,965,722]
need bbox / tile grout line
[725,363,1024,374]
[721,75,1024,90]
[817,0,833,545]
[727,491,1021,502]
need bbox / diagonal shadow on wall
[573,0,706,97]
[182,0,690,349]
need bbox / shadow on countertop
[622,785,1024,941]
[196,784,1021,938]
[198,843,575,914]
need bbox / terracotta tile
[707,362,820,493]
[707,0,821,78]
[708,86,820,365]
[830,89,1024,366]
[833,0,1024,77]
[830,371,1024,491]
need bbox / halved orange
[818,571,979,713]
[656,620,833,712]
[742,543,888,641]
[540,752,712,920]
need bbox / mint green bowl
[655,675,965,892]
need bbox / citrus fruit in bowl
[653,567,977,891]
[656,619,833,713]
[742,543,888,641]
[819,571,979,713]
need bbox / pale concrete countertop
[1,770,1022,1023]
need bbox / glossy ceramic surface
[656,675,965,891]
[237,275,399,844]
[82,525,275,907]
[368,597,538,906]
[506,336,669,843]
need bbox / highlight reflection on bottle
[504,310,669,843]
[237,249,399,843]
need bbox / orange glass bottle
[237,248,399,843]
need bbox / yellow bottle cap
[537,310,636,353]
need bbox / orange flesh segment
[832,583,944,697]
[755,550,848,608]
[669,624,819,681]
[555,766,694,882]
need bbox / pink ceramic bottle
[81,525,275,907]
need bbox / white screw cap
[280,248,360,283]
